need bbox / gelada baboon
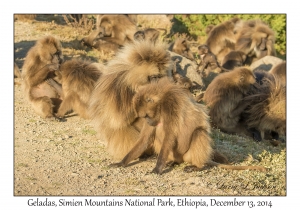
[203,67,257,137]
[172,73,193,90]
[134,28,167,43]
[169,51,204,89]
[197,44,227,77]
[196,45,229,89]
[96,14,137,46]
[171,58,203,102]
[269,61,286,86]
[82,15,137,48]
[126,14,138,25]
[221,50,247,70]
[81,28,104,48]
[52,59,104,120]
[93,39,121,55]
[22,35,64,120]
[96,15,137,26]
[169,38,194,61]
[235,19,276,64]
[240,70,275,142]
[172,70,203,103]
[110,78,266,174]
[89,40,172,160]
[244,75,286,142]
[205,17,241,63]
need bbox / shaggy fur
[221,51,247,70]
[235,19,276,64]
[269,61,286,86]
[55,59,104,119]
[93,39,120,55]
[172,73,193,91]
[203,67,257,136]
[22,35,64,119]
[205,17,241,63]
[169,38,194,61]
[111,78,266,174]
[89,40,172,160]
[197,44,225,77]
[82,14,137,48]
[244,74,286,140]
[134,28,166,43]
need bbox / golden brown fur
[22,35,64,119]
[244,74,286,141]
[54,59,104,119]
[111,78,266,174]
[221,50,247,70]
[81,29,104,48]
[93,39,120,55]
[169,38,194,61]
[98,14,137,26]
[203,67,257,136]
[235,19,276,64]
[172,73,193,90]
[126,14,138,25]
[172,72,204,103]
[205,17,241,63]
[134,28,166,43]
[82,15,137,48]
[88,40,172,160]
[197,44,226,77]
[269,61,286,86]
[95,14,137,46]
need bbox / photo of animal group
[14,14,286,196]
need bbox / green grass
[26,176,37,181]
[28,119,36,123]
[82,128,97,136]
[16,163,29,168]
